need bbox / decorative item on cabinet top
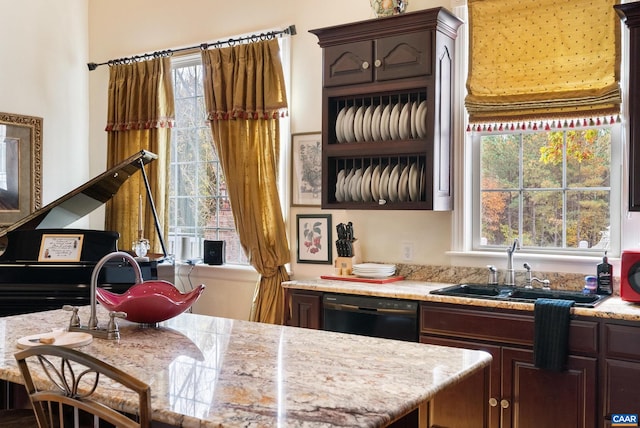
[370,0,408,17]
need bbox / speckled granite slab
[283,279,640,322]
[0,306,490,427]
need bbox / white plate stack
[352,263,397,278]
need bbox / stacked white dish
[335,100,428,143]
[352,263,397,278]
[334,162,424,203]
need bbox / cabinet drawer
[421,304,598,355]
[604,323,640,361]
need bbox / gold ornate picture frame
[0,112,42,227]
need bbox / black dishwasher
[322,293,419,342]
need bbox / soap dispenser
[597,252,613,295]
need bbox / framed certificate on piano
[38,234,84,262]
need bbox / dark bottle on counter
[597,252,613,295]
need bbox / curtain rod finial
[287,25,297,36]
[87,62,98,71]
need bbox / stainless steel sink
[430,283,609,308]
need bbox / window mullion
[518,133,524,245]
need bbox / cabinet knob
[374,59,382,68]
[489,398,498,407]
[500,399,510,409]
[362,61,370,70]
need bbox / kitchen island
[0,305,491,427]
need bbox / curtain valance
[465,0,621,124]
[106,57,175,131]
[201,39,288,121]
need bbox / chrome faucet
[505,239,520,286]
[523,262,551,289]
[66,251,140,340]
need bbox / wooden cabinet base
[427,365,490,428]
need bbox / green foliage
[480,127,611,250]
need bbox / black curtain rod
[87,24,296,71]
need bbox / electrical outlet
[401,242,414,261]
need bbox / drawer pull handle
[500,399,510,409]
[374,59,382,68]
[489,398,498,407]
[362,61,370,70]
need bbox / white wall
[0,0,90,218]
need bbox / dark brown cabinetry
[284,289,322,329]
[601,321,640,426]
[616,2,640,210]
[322,31,433,87]
[420,303,598,428]
[310,8,462,210]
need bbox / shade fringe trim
[467,115,621,133]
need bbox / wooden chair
[14,344,151,428]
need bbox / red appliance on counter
[620,249,640,302]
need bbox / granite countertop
[0,306,490,427]
[283,278,640,322]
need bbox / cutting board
[320,275,405,284]
[17,331,93,349]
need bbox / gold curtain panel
[202,39,288,120]
[106,57,175,130]
[201,39,290,324]
[465,0,621,123]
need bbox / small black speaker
[203,240,225,265]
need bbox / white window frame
[448,2,638,274]
[470,125,621,256]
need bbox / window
[167,35,290,265]
[473,124,619,254]
[450,3,624,260]
[168,56,247,264]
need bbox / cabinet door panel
[375,31,432,81]
[502,347,596,428]
[324,41,373,87]
[604,323,640,360]
[289,292,321,329]
[421,335,499,428]
[603,358,640,425]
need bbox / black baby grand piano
[0,150,171,317]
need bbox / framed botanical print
[296,214,332,264]
[291,132,322,206]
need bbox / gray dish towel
[533,298,575,372]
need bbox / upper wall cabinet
[310,8,462,210]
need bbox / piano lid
[0,150,158,238]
